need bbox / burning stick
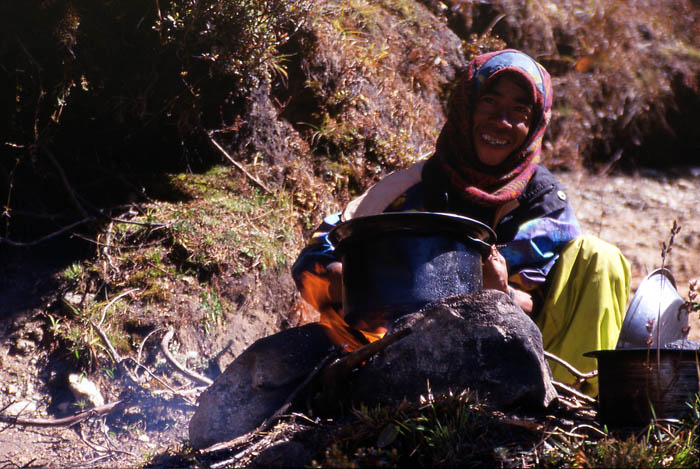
[314,327,413,412]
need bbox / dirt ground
[1,168,699,468]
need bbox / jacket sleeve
[290,213,342,289]
[497,166,582,292]
[500,205,581,290]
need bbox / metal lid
[615,268,688,350]
[329,212,497,257]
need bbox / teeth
[482,134,508,145]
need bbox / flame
[299,263,386,351]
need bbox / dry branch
[314,327,412,412]
[43,146,89,218]
[98,288,140,326]
[552,379,597,405]
[0,217,93,247]
[207,133,273,195]
[161,328,213,386]
[0,400,124,428]
[89,320,140,385]
[544,351,598,380]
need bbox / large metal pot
[328,212,496,327]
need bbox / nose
[487,106,512,128]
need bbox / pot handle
[467,236,493,259]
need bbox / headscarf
[427,49,553,206]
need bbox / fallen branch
[43,146,89,218]
[258,350,340,431]
[0,400,124,428]
[208,133,273,195]
[137,326,162,368]
[161,328,213,386]
[89,320,140,385]
[110,217,167,228]
[497,415,544,432]
[98,288,140,326]
[544,351,598,380]
[200,350,342,457]
[0,217,93,247]
[552,379,597,405]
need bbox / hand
[482,245,509,292]
[326,261,343,305]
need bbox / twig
[481,13,506,37]
[110,217,167,228]
[42,146,89,218]
[89,320,122,363]
[315,327,412,412]
[0,400,124,427]
[89,320,140,384]
[200,350,342,456]
[126,357,198,405]
[544,351,598,380]
[161,328,213,386]
[0,217,93,247]
[98,288,140,327]
[137,326,162,367]
[207,133,273,195]
[552,379,597,404]
[571,423,607,437]
[257,350,339,431]
[78,425,108,453]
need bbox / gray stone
[347,290,557,410]
[188,323,335,449]
[189,290,557,449]
[251,440,313,468]
[68,373,105,408]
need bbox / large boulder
[189,290,557,449]
[347,290,557,409]
[188,323,335,449]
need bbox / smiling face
[471,75,534,166]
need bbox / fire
[299,263,386,351]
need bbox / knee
[566,234,631,285]
[567,234,625,263]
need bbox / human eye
[479,94,497,105]
[514,104,532,115]
[513,105,532,121]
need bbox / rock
[68,373,105,408]
[4,400,37,416]
[28,326,44,343]
[251,440,313,468]
[189,290,557,449]
[12,338,36,356]
[346,290,557,410]
[188,323,336,449]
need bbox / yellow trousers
[534,234,631,396]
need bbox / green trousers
[534,234,631,396]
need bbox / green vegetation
[311,390,700,468]
[200,286,225,336]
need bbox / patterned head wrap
[430,49,553,206]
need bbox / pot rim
[329,212,497,257]
[584,348,700,358]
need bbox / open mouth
[480,133,510,146]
